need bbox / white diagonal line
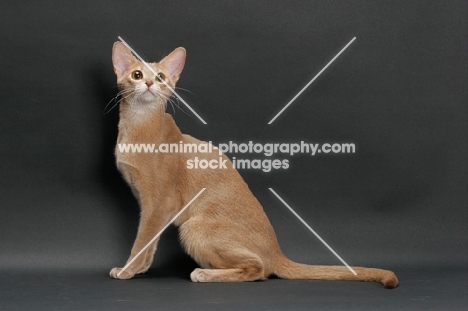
[118,36,207,124]
[268,37,356,124]
[117,188,206,277]
[268,188,357,275]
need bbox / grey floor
[1,265,466,310]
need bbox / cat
[108,41,399,288]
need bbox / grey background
[0,0,466,310]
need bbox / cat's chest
[114,127,160,168]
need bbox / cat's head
[112,42,186,106]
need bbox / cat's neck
[117,100,182,144]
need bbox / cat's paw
[190,268,209,282]
[109,267,134,280]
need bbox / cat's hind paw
[190,268,209,282]
[109,267,134,280]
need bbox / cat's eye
[131,70,143,80]
[156,72,166,82]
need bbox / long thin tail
[274,256,398,289]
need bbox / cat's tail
[273,256,398,289]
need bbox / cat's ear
[112,42,136,76]
[160,47,186,83]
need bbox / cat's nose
[145,80,153,87]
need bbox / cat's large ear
[160,47,186,83]
[112,42,136,76]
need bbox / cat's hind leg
[190,248,266,282]
[180,218,266,282]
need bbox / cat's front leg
[110,198,171,280]
[110,238,159,279]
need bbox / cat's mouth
[142,87,157,97]
[139,88,159,103]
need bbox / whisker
[169,94,190,117]
[103,99,120,115]
[158,92,176,114]
[167,97,176,114]
[103,97,117,115]
[174,87,194,95]
[103,86,138,115]
[104,84,193,117]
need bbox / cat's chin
[137,91,162,105]
[142,90,157,101]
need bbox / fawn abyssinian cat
[109,42,398,288]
